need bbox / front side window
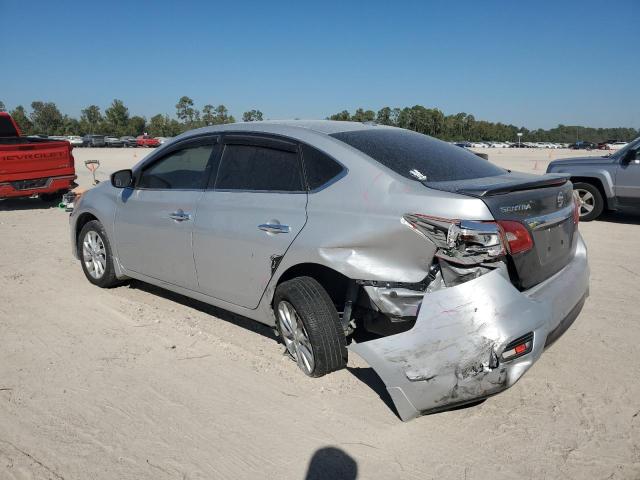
[215,144,303,192]
[137,144,215,189]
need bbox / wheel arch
[74,212,100,246]
[570,176,611,209]
[274,262,351,310]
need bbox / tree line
[329,106,639,143]
[0,97,262,138]
[0,98,636,143]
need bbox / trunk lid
[426,172,577,290]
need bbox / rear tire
[274,277,347,377]
[573,182,603,221]
[77,220,120,288]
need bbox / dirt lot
[1,147,639,479]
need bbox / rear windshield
[0,116,19,137]
[330,129,506,182]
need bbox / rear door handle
[169,209,191,222]
[258,223,290,234]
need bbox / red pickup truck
[136,134,160,147]
[0,112,76,201]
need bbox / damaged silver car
[69,121,589,420]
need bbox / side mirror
[111,169,134,188]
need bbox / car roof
[177,120,392,142]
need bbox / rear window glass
[0,116,19,137]
[215,144,304,192]
[301,144,345,190]
[330,129,506,182]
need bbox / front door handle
[258,223,290,234]
[169,209,191,222]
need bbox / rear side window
[330,129,506,182]
[138,144,215,189]
[215,144,304,192]
[301,144,345,190]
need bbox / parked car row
[454,141,573,149]
[596,140,628,150]
[28,134,170,148]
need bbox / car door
[115,136,219,290]
[192,134,307,308]
[615,145,640,207]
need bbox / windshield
[611,136,640,159]
[330,128,506,182]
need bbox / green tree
[351,108,375,122]
[175,96,200,126]
[10,105,33,135]
[376,107,394,125]
[80,105,103,134]
[211,105,234,124]
[30,101,64,135]
[147,114,183,137]
[328,110,351,121]
[242,109,263,122]
[128,116,146,136]
[0,101,6,112]
[61,116,80,135]
[105,99,130,136]
[202,104,216,125]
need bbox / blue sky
[2,0,638,128]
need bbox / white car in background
[607,141,628,151]
[491,142,510,148]
[470,142,488,148]
[66,135,83,147]
[156,137,172,145]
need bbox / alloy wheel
[575,188,595,217]
[82,231,107,279]
[276,300,315,375]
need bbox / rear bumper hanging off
[349,234,590,421]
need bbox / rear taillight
[402,214,506,261]
[572,191,580,225]
[497,221,534,255]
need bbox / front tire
[573,182,604,221]
[78,220,120,287]
[274,277,347,377]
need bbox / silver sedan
[69,121,589,420]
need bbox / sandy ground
[1,146,639,479]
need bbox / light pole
[517,132,523,147]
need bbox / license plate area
[531,217,573,266]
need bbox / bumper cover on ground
[349,235,589,421]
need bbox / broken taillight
[497,221,534,255]
[401,214,506,265]
[572,191,580,225]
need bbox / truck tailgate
[0,140,75,181]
